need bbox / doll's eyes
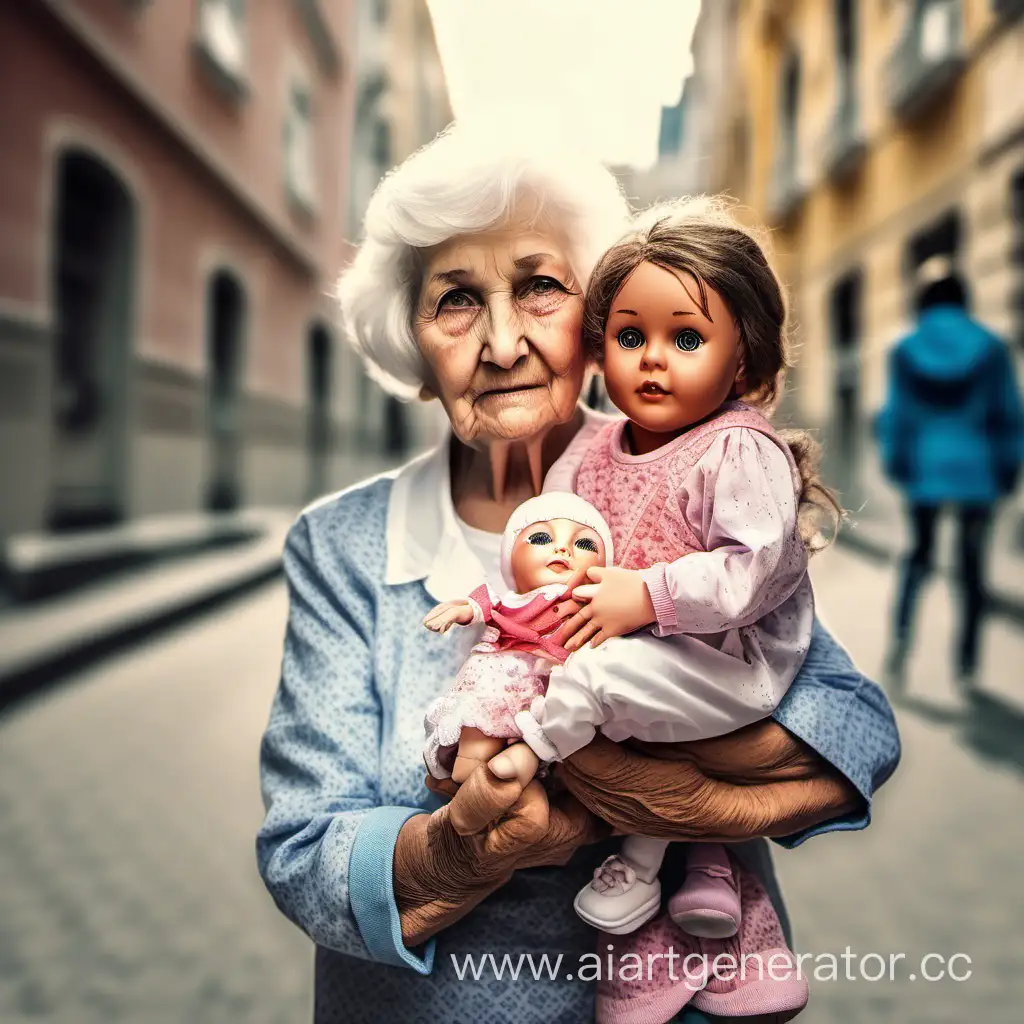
[617,327,644,350]
[574,537,599,553]
[527,531,553,545]
[675,329,704,352]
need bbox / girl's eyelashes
[527,530,553,545]
[675,328,704,352]
[617,327,644,350]
[574,536,599,553]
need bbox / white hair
[336,123,630,399]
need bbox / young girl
[422,492,614,786]
[486,198,840,953]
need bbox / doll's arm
[422,583,495,634]
[422,600,477,634]
[643,428,807,636]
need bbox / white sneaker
[573,855,662,934]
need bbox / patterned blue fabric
[257,476,901,1023]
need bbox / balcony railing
[821,91,866,182]
[885,0,965,120]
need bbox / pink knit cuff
[640,563,677,632]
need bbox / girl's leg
[668,842,741,938]
[575,836,669,935]
[452,727,506,784]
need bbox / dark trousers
[894,503,993,675]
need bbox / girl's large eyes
[617,327,644,350]
[527,531,553,546]
[574,536,599,553]
[675,329,704,352]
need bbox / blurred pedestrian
[878,260,1024,694]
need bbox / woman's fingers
[445,764,526,836]
[483,780,549,858]
[571,584,599,601]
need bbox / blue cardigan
[257,477,900,1023]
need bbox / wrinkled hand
[423,599,475,634]
[553,566,656,651]
[394,767,610,946]
[555,721,861,843]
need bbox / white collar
[384,404,610,602]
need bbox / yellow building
[729,0,1024,515]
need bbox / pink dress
[518,401,815,762]
[422,581,571,779]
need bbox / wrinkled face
[602,261,744,440]
[509,517,606,591]
[414,225,586,447]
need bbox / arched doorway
[205,270,246,512]
[49,150,135,530]
[307,323,332,499]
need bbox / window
[286,79,316,210]
[372,117,392,178]
[198,0,246,79]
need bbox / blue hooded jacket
[877,305,1024,504]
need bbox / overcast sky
[426,0,701,169]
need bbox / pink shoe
[668,843,741,938]
[595,914,704,1024]
[689,861,808,1020]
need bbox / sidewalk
[0,508,294,705]
[837,453,1024,624]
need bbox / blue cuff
[349,806,436,974]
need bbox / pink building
[0,0,355,538]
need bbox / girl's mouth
[547,559,570,572]
[637,380,670,396]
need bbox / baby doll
[422,492,614,787]
[487,199,840,961]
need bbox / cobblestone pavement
[0,544,1021,1023]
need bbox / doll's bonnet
[499,492,614,589]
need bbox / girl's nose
[640,340,667,371]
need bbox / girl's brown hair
[585,197,842,551]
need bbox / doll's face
[601,261,744,453]
[509,518,606,591]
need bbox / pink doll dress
[422,581,571,780]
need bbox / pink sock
[689,858,808,1020]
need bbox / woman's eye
[617,328,644,350]
[526,276,563,295]
[675,329,703,352]
[574,537,599,553]
[438,290,477,311]
[527,531,553,545]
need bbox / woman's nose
[481,301,529,369]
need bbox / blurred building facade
[342,0,452,464]
[618,0,743,206]
[0,0,362,542]
[725,0,1024,524]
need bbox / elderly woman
[257,127,900,1024]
